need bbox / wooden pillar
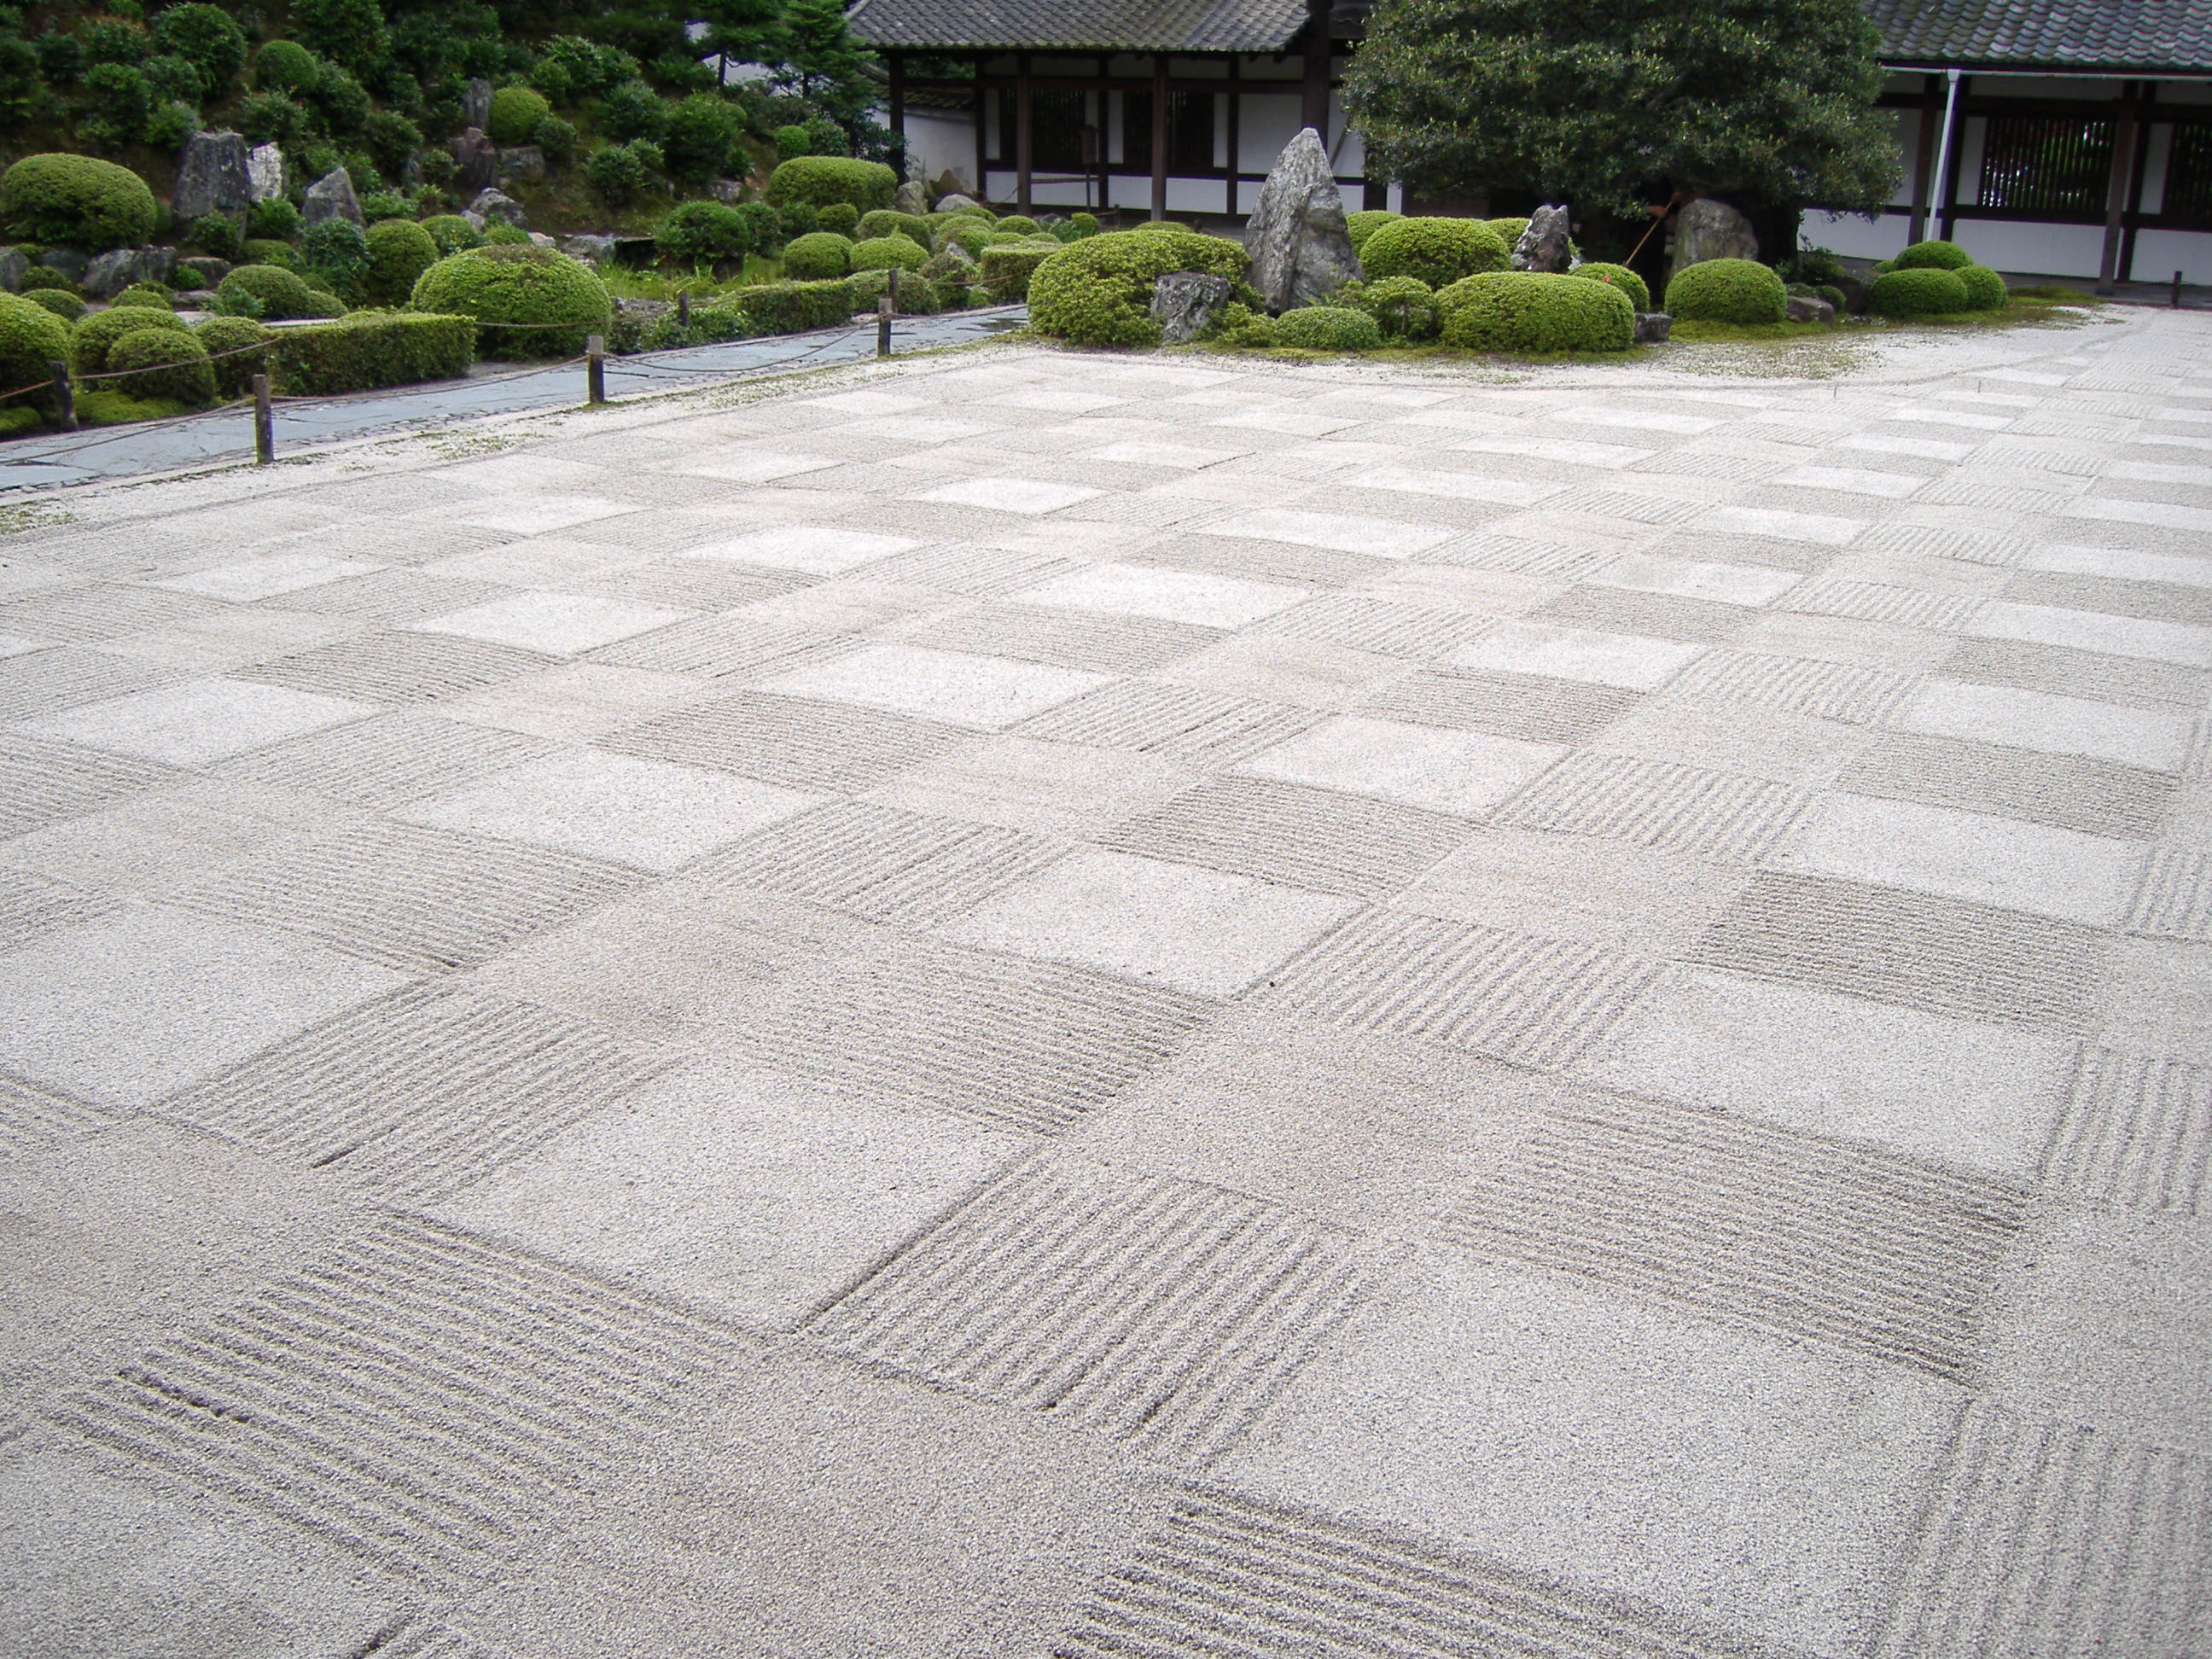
[972,56,987,201]
[1016,53,1033,213]
[2098,80,2145,292]
[1302,0,1331,136]
[888,54,905,147]
[2122,82,2161,282]
[1150,55,1168,220]
[1935,73,1970,242]
[1225,59,1240,215]
[1906,73,1943,244]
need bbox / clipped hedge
[0,291,73,419]
[1345,209,1398,253]
[850,233,927,273]
[765,156,898,213]
[409,245,611,358]
[193,315,269,398]
[1955,265,2008,310]
[26,289,84,322]
[1664,257,1787,323]
[739,277,859,335]
[1342,275,1438,341]
[1028,227,1251,346]
[113,282,175,310]
[858,209,933,246]
[364,218,438,306]
[1569,261,1650,314]
[848,267,941,314]
[1869,266,1971,317]
[1895,239,1974,271]
[217,263,346,320]
[974,242,1050,303]
[265,311,474,394]
[421,213,483,256]
[1,153,159,249]
[658,200,752,264]
[106,329,216,405]
[781,230,853,280]
[1487,216,1530,248]
[487,85,550,146]
[1274,306,1382,351]
[816,201,860,236]
[1359,217,1511,287]
[1437,271,1635,353]
[934,219,992,259]
[71,303,190,375]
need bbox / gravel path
[2,306,2208,1657]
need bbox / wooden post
[1934,72,1969,242]
[2174,269,2186,307]
[252,372,271,462]
[2122,83,2160,282]
[973,55,988,202]
[678,290,690,329]
[1302,0,1331,137]
[1225,59,1240,215]
[49,360,74,433]
[2098,81,2144,294]
[585,335,604,404]
[1150,56,1168,221]
[876,294,893,357]
[1905,73,1944,245]
[1016,53,1033,214]
[888,53,905,147]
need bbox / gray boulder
[452,128,498,195]
[1633,311,1673,344]
[83,246,177,300]
[461,210,486,233]
[894,178,929,216]
[706,178,747,204]
[1784,293,1837,324]
[463,77,493,133]
[39,248,88,282]
[302,167,364,228]
[1511,203,1573,273]
[1246,126,1359,312]
[934,193,981,215]
[1150,271,1231,345]
[527,231,556,249]
[172,130,253,221]
[178,254,231,287]
[469,189,527,230]
[0,247,26,292]
[247,143,285,203]
[614,296,672,323]
[562,234,618,265]
[1669,196,1758,282]
[497,146,545,183]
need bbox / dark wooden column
[2121,82,2161,282]
[1150,56,1168,220]
[888,54,905,148]
[1906,73,1943,244]
[2098,80,2145,291]
[1301,0,1330,136]
[972,55,987,201]
[1016,53,1034,213]
[1935,73,1970,241]
[1225,59,1241,214]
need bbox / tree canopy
[1344,0,1900,218]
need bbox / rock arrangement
[1243,126,1361,313]
[1511,205,1573,273]
[1670,196,1759,280]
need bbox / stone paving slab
[3,309,2211,1656]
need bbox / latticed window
[994,89,1093,170]
[1976,115,2115,216]
[1123,90,1215,172]
[2161,122,2212,224]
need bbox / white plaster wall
[900,109,977,192]
[1802,211,1911,260]
[2141,123,2173,212]
[2130,228,2212,282]
[1946,220,2107,276]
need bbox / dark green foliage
[632,301,752,350]
[215,263,347,319]
[143,55,207,108]
[254,40,321,95]
[1207,301,1276,347]
[360,108,422,177]
[0,292,74,420]
[815,201,859,236]
[70,302,190,374]
[976,242,1051,302]
[364,218,437,304]
[1894,239,1974,271]
[35,32,84,87]
[312,66,370,135]
[420,213,482,255]
[1869,266,1970,317]
[1954,265,2007,310]
[18,267,77,294]
[585,140,654,204]
[0,36,41,124]
[850,233,925,272]
[26,288,85,321]
[1347,0,1898,217]
[358,191,416,223]
[598,79,668,143]
[800,114,848,156]
[1359,217,1510,287]
[846,266,940,313]
[113,282,173,309]
[487,84,549,145]
[193,315,270,397]
[992,214,1038,236]
[534,117,577,163]
[657,199,751,263]
[1274,306,1382,351]
[662,92,741,182]
[2,154,159,249]
[536,35,637,101]
[241,237,300,270]
[291,0,387,74]
[238,89,307,144]
[408,244,611,357]
[774,123,811,161]
[105,329,215,405]
[771,0,875,121]
[1342,274,1440,341]
[780,230,851,279]
[1664,257,1787,323]
[265,311,474,393]
[738,277,856,334]
[1028,227,1250,346]
[151,3,247,94]
[858,209,932,246]
[778,201,819,239]
[145,101,201,149]
[1486,215,1530,248]
[79,63,150,148]
[303,217,371,301]
[1436,271,1636,352]
[766,156,896,212]
[1570,261,1650,313]
[79,19,149,68]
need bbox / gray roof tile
[848,0,1309,52]
[1867,0,2212,72]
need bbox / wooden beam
[888,54,905,147]
[1905,72,1942,244]
[1225,60,1240,215]
[1151,56,1168,219]
[1302,0,1330,135]
[2121,84,2160,281]
[1016,52,1034,213]
[973,55,987,199]
[2098,80,2145,290]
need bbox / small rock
[172,130,253,221]
[562,234,617,266]
[894,178,929,216]
[469,189,527,230]
[527,231,556,249]
[1633,311,1673,344]
[463,77,493,133]
[462,210,486,233]
[0,247,26,292]
[1784,293,1837,324]
[1669,196,1758,282]
[614,297,672,322]
[1246,127,1360,312]
[247,143,285,203]
[83,246,177,300]
[1511,204,1574,273]
[933,193,981,215]
[497,146,545,183]
[178,254,231,286]
[1150,271,1231,345]
[706,179,747,204]
[302,167,364,229]
[451,128,497,196]
[39,249,88,282]
[172,290,218,310]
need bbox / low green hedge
[1344,209,1398,253]
[487,85,550,146]
[1,153,159,249]
[1437,271,1636,353]
[1894,238,1974,271]
[409,245,611,358]
[216,264,347,321]
[933,219,992,260]
[1027,226,1252,346]
[26,289,84,322]
[851,234,927,273]
[1570,261,1650,313]
[993,214,1039,237]
[1869,266,1971,317]
[782,231,853,280]
[1487,216,1530,248]
[106,329,216,405]
[265,311,475,394]
[421,214,483,256]
[1274,306,1382,351]
[1342,275,1438,341]
[1359,217,1511,287]
[847,267,942,314]
[765,156,898,213]
[1664,257,1786,323]
[1955,265,2008,310]
[978,242,1054,303]
[0,291,73,421]
[193,315,269,398]
[240,237,301,271]
[739,277,859,334]
[858,209,934,246]
[71,303,190,375]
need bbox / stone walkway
[1,307,2209,1657]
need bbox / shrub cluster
[1894,239,1975,271]
[1569,261,1650,313]
[1359,217,1510,287]
[739,277,858,335]
[71,302,190,374]
[1274,306,1382,351]
[1663,257,1787,323]
[1345,209,1398,253]
[216,262,346,320]
[1340,275,1439,341]
[1437,271,1636,353]
[0,291,73,421]
[782,231,853,281]
[847,266,941,314]
[1954,265,2008,310]
[408,246,610,359]
[852,234,927,273]
[487,84,550,146]
[1027,227,1252,346]
[265,312,474,394]
[1869,266,1971,317]
[1,154,159,248]
[364,218,438,306]
[192,315,269,398]
[858,209,933,246]
[104,329,215,405]
[765,156,897,213]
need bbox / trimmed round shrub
[859,209,934,246]
[26,289,86,322]
[216,263,346,320]
[1,154,159,249]
[147,101,201,151]
[992,214,1039,237]
[1487,216,1530,248]
[254,38,320,94]
[1057,212,1101,241]
[1569,261,1650,314]
[487,85,550,147]
[19,268,78,295]
[0,291,75,418]
[364,218,438,306]
[194,315,269,397]
[421,214,483,256]
[1359,216,1511,288]
[816,201,860,237]
[1436,271,1636,354]
[237,90,308,146]
[934,218,992,260]
[1664,258,1787,323]
[106,329,216,405]
[781,231,853,281]
[535,118,578,164]
[71,302,190,374]
[599,80,668,143]
[1345,209,1398,253]
[1955,265,2008,310]
[408,245,612,358]
[1028,227,1251,347]
[657,200,752,265]
[1273,306,1382,351]
[977,243,1054,303]
[1894,239,1974,272]
[1869,266,1972,317]
[302,217,371,302]
[662,92,739,182]
[113,282,174,309]
[1346,275,1439,341]
[247,197,301,242]
[185,213,245,262]
[358,191,415,224]
[241,237,300,271]
[765,156,898,214]
[850,234,927,273]
[774,123,812,162]
[152,3,247,91]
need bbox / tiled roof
[847,0,1310,52]
[1866,0,2212,72]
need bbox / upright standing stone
[247,143,285,203]
[0,247,26,292]
[451,128,498,196]
[464,77,493,133]
[1669,196,1759,282]
[302,167,364,228]
[894,178,929,216]
[1511,204,1574,273]
[172,130,253,221]
[83,246,177,299]
[497,146,546,183]
[1246,126,1360,312]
